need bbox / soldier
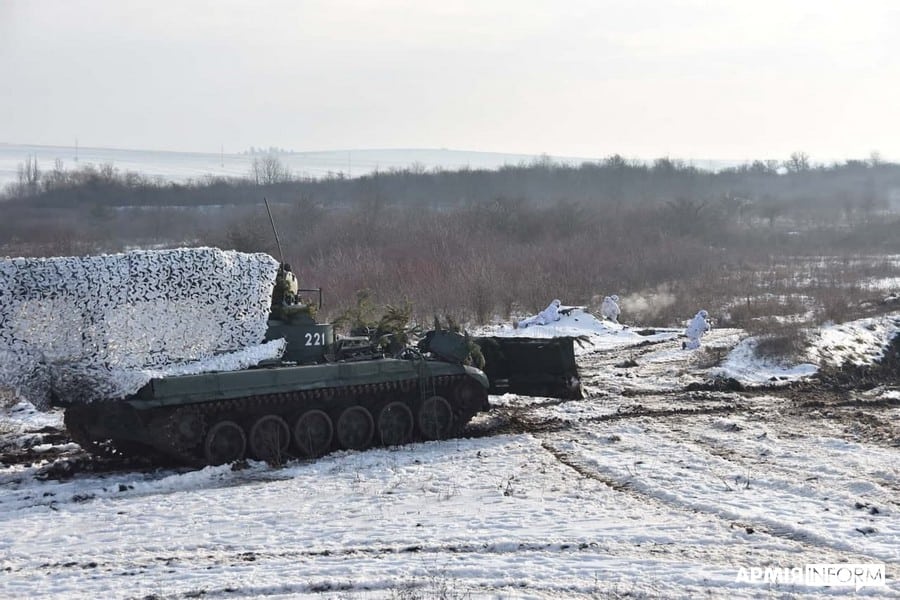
[682,309,710,350]
[600,295,621,323]
[516,299,562,329]
[271,263,299,319]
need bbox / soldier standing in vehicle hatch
[271,263,299,319]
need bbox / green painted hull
[128,358,488,408]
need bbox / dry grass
[746,320,812,363]
[723,296,810,328]
[694,346,729,369]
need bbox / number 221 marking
[304,332,325,346]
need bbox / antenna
[263,197,285,265]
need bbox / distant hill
[0,143,738,187]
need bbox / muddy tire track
[470,400,742,438]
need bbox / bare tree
[663,197,708,236]
[16,155,41,196]
[98,162,117,182]
[44,159,68,191]
[783,152,810,174]
[251,154,292,185]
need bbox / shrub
[749,322,811,363]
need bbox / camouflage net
[0,248,281,409]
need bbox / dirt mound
[816,333,900,390]
[685,377,745,392]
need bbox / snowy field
[1,310,898,599]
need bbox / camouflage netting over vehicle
[0,248,281,409]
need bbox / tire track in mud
[576,337,739,399]
[538,438,893,564]
[576,336,678,390]
[472,396,743,438]
[767,386,900,453]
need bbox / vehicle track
[539,439,892,563]
[1,526,864,597]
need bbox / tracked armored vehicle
[60,301,490,467]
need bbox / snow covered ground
[1,310,898,598]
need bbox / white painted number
[305,332,325,346]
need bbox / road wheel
[248,414,290,463]
[417,395,453,440]
[293,409,333,458]
[336,406,374,450]
[204,420,246,465]
[377,401,414,447]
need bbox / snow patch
[808,315,900,367]
[478,307,679,355]
[711,337,818,385]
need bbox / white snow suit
[600,295,620,323]
[683,310,710,349]
[518,299,562,329]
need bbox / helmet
[699,310,708,318]
[611,295,619,302]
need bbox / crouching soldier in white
[682,309,710,350]
[517,299,562,329]
[601,295,621,323]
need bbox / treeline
[2,153,899,326]
[4,153,899,220]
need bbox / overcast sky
[1,0,897,161]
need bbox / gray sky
[1,0,897,161]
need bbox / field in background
[0,143,610,188]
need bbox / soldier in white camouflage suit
[516,299,562,329]
[682,309,710,350]
[600,295,620,323]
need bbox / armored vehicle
[59,300,490,467]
